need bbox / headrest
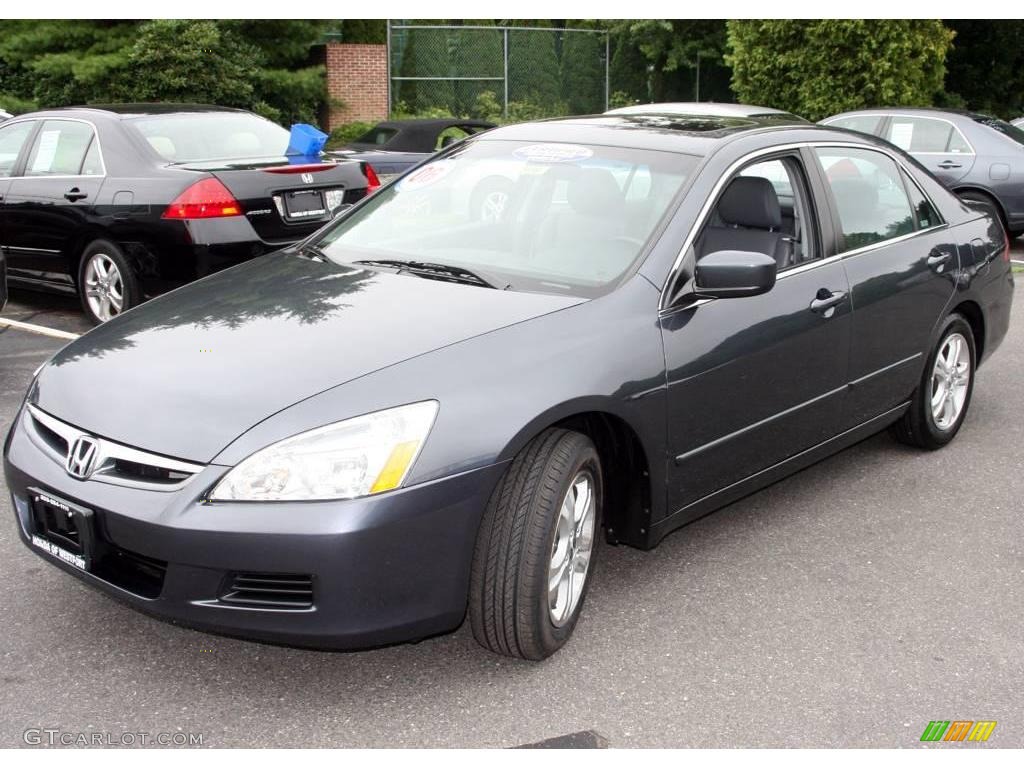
[567,168,623,216]
[717,176,781,230]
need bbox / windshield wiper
[296,244,330,263]
[352,259,510,289]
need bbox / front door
[660,151,851,519]
[5,119,105,290]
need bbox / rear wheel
[469,428,602,660]
[78,240,139,325]
[890,314,975,449]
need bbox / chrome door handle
[937,161,962,169]
[927,249,953,272]
[809,289,847,316]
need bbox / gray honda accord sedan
[4,110,1014,659]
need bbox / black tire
[890,314,976,450]
[77,239,139,325]
[469,428,603,660]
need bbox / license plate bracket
[28,487,94,572]
[283,189,327,220]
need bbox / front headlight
[209,401,438,502]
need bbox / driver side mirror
[694,250,777,299]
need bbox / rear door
[5,119,105,288]
[882,115,976,185]
[810,145,958,429]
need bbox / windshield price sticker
[396,160,455,192]
[513,144,594,164]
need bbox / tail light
[162,178,242,219]
[363,164,381,195]
[1003,231,1011,262]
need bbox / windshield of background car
[314,140,697,297]
[127,113,291,162]
[973,116,1024,146]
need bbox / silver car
[822,108,1024,237]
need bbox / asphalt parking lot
[2,244,1023,748]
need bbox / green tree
[943,20,1024,118]
[726,20,953,121]
[122,20,260,107]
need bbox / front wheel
[469,428,603,660]
[890,314,976,449]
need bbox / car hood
[34,255,582,463]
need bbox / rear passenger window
[25,120,96,176]
[816,147,915,252]
[902,171,941,230]
[886,117,953,153]
[80,138,103,176]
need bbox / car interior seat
[697,176,793,268]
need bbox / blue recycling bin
[286,123,328,156]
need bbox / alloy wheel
[930,332,971,431]
[548,469,597,627]
[83,253,124,322]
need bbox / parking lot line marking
[1012,259,1024,266]
[0,317,81,341]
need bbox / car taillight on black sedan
[363,163,381,195]
[162,178,242,219]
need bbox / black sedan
[329,117,494,182]
[4,111,1013,660]
[0,104,376,324]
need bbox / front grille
[111,458,193,485]
[219,573,314,609]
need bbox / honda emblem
[66,436,98,480]
[301,173,314,184]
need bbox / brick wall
[324,43,388,130]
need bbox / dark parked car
[5,111,1013,660]
[329,118,495,182]
[0,104,376,324]
[822,107,1024,237]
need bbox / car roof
[372,118,496,130]
[606,102,805,120]
[824,106,992,122]
[478,112,829,156]
[17,104,252,121]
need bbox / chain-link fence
[388,23,609,120]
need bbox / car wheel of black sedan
[891,314,976,450]
[78,240,139,325]
[470,428,603,660]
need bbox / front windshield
[314,139,697,296]
[127,113,291,162]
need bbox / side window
[696,154,817,270]
[0,120,35,178]
[901,170,941,230]
[828,115,883,136]
[947,128,972,154]
[815,147,916,252]
[24,120,96,176]
[886,117,952,153]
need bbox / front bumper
[4,407,505,649]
